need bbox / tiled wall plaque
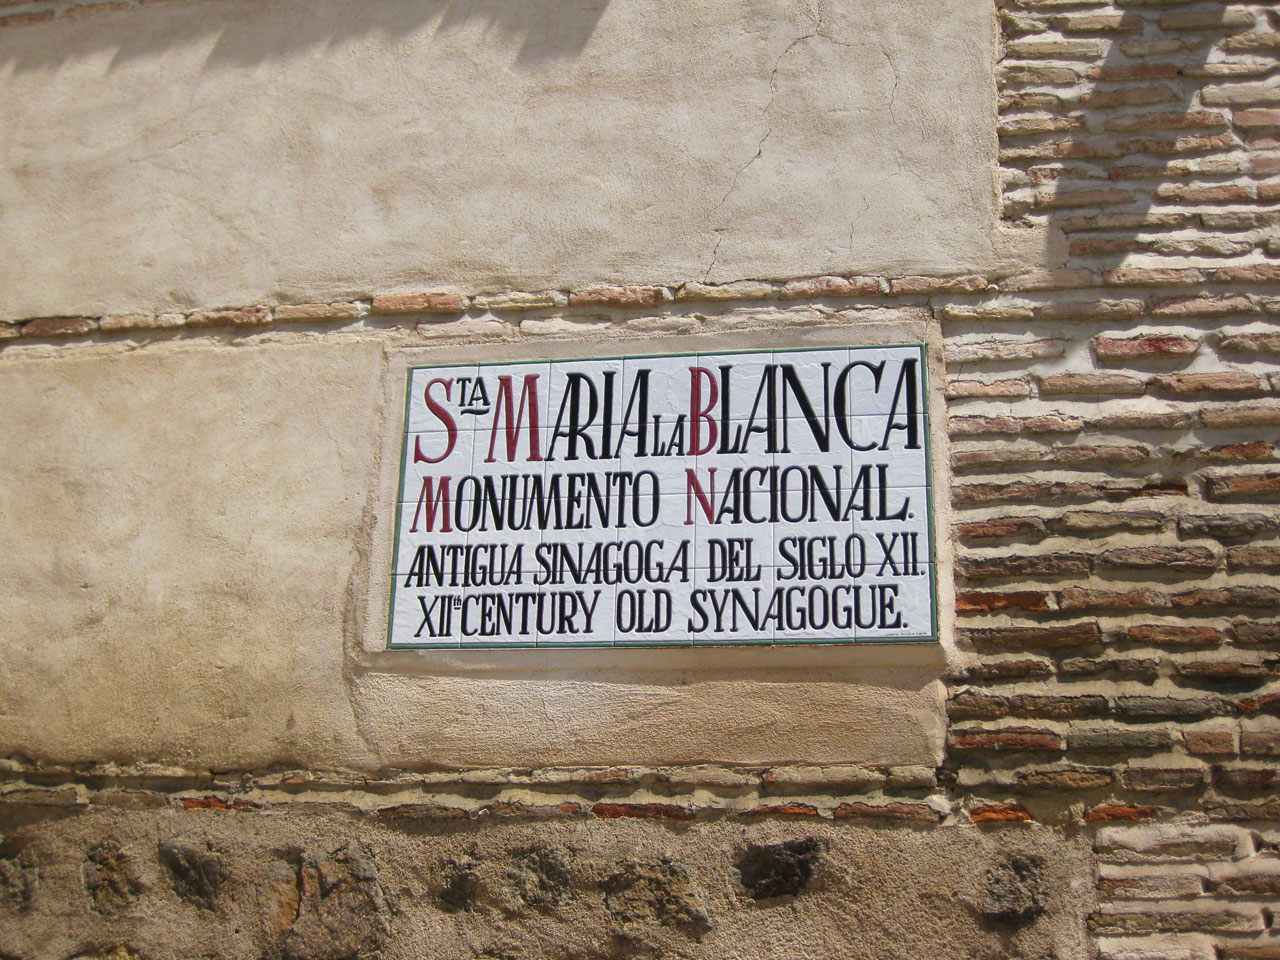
[387,346,936,648]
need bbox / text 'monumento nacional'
[388,346,935,648]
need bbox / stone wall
[1,0,1278,958]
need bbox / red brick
[742,803,821,818]
[832,801,940,822]
[949,727,1065,752]
[592,802,694,821]
[20,316,97,338]
[1186,731,1237,755]
[1093,334,1199,360]
[949,414,1083,437]
[970,803,1033,823]
[960,622,1102,651]
[955,590,1054,615]
[1125,625,1221,648]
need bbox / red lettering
[411,476,451,533]
[689,366,718,456]
[486,374,543,463]
[415,378,457,464]
[685,468,717,524]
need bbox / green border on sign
[385,344,938,650]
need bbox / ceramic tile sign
[387,346,935,649]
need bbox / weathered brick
[1007,37,1105,59]
[948,691,1009,720]
[1059,657,1161,680]
[959,552,1092,579]
[1177,660,1274,683]
[946,338,1064,363]
[1050,510,1165,536]
[184,306,271,329]
[272,302,362,322]
[1088,411,1195,431]
[1085,804,1155,822]
[1035,187,1133,208]
[1124,625,1220,648]
[832,801,940,822]
[1054,444,1154,466]
[890,274,987,295]
[1174,586,1280,610]
[1093,334,1200,360]
[1213,263,1280,284]
[779,275,882,299]
[1104,267,1207,287]
[1200,406,1280,429]
[1120,766,1207,792]
[591,802,694,821]
[1060,587,1172,612]
[1206,473,1280,502]
[1234,619,1280,645]
[1089,909,1263,935]
[674,280,776,302]
[1151,373,1266,396]
[1098,873,1204,899]
[950,727,1065,752]
[1228,545,1280,571]
[1214,765,1280,793]
[962,658,1055,680]
[1114,696,1232,721]
[950,414,1083,436]
[1218,333,1280,355]
[1151,295,1256,318]
[1039,373,1146,395]
[969,803,1032,823]
[960,622,1103,652]
[1208,798,1280,820]
[1180,513,1280,540]
[20,316,98,337]
[955,516,1048,543]
[939,303,1035,322]
[1241,731,1280,756]
[1235,108,1280,128]
[1160,8,1254,29]
[1037,298,1144,321]
[945,378,1033,399]
[1010,694,1109,720]
[955,479,1184,507]
[568,285,669,308]
[1185,730,1237,755]
[1069,728,1177,752]
[1155,183,1255,203]
[1018,767,1113,791]
[1099,546,1218,572]
[956,591,1055,619]
[1192,441,1277,464]
[371,292,465,314]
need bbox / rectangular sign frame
[385,344,937,650]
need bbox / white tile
[404,364,477,433]
[856,564,935,642]
[689,565,777,645]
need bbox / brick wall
[0,0,1277,957]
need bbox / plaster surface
[0,0,998,321]
[0,318,950,772]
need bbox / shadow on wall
[0,0,612,72]
[1006,0,1260,277]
